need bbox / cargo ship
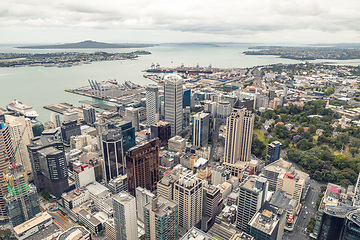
[145,63,174,73]
[6,100,38,119]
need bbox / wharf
[43,103,84,119]
[79,100,118,111]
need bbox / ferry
[6,100,38,119]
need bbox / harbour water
[1,43,360,123]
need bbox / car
[304,216,306,219]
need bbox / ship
[144,63,174,73]
[6,100,39,119]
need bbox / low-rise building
[57,226,91,240]
[13,212,53,240]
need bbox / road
[209,119,222,161]
[49,211,73,230]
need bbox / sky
[1,0,360,45]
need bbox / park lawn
[212,236,223,240]
[253,129,269,145]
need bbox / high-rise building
[4,166,41,227]
[144,196,178,240]
[5,115,34,178]
[73,163,95,189]
[83,107,96,125]
[173,171,203,231]
[223,107,254,164]
[340,209,360,240]
[164,74,183,137]
[150,121,171,146]
[267,141,282,163]
[236,176,268,233]
[136,187,155,223]
[261,159,293,191]
[101,129,125,183]
[183,89,191,108]
[0,122,14,220]
[28,136,67,197]
[125,107,140,131]
[113,192,138,240]
[50,112,61,128]
[61,120,81,145]
[146,84,159,126]
[203,186,222,229]
[192,112,210,147]
[126,139,159,195]
[216,101,231,119]
[276,173,305,204]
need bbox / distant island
[17,40,158,49]
[243,46,360,60]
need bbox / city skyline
[1,0,359,45]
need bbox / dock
[43,103,84,119]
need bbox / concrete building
[113,192,138,240]
[13,212,53,240]
[236,176,268,233]
[276,173,305,203]
[269,190,298,219]
[266,141,282,163]
[107,175,128,194]
[0,122,14,221]
[73,163,95,189]
[61,120,81,145]
[192,112,210,147]
[136,187,155,223]
[58,226,91,240]
[261,159,293,192]
[126,139,159,195]
[5,115,33,177]
[64,109,79,122]
[181,227,216,240]
[248,202,285,240]
[70,134,92,150]
[144,196,178,240]
[174,171,203,231]
[211,166,231,186]
[150,121,171,146]
[168,135,186,152]
[146,84,159,126]
[50,112,61,128]
[223,107,254,165]
[101,129,125,183]
[125,107,140,131]
[62,188,90,212]
[164,74,183,137]
[28,137,68,197]
[216,101,231,119]
[83,107,96,125]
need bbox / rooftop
[113,192,135,205]
[13,212,52,235]
[144,196,177,218]
[180,227,216,240]
[262,158,293,173]
[270,190,297,211]
[248,209,278,236]
[58,227,91,240]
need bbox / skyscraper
[5,115,34,178]
[266,141,282,163]
[173,171,203,231]
[83,107,96,125]
[223,107,254,164]
[50,112,61,128]
[146,84,159,126]
[236,176,268,233]
[192,112,210,147]
[60,120,81,145]
[113,192,138,240]
[101,129,125,183]
[4,166,41,227]
[0,122,14,220]
[144,196,178,240]
[136,187,155,223]
[126,139,159,195]
[164,74,183,137]
[125,107,140,131]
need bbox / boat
[144,63,174,73]
[6,100,38,119]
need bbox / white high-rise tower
[146,84,159,126]
[164,74,183,137]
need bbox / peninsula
[243,46,360,60]
[17,40,158,49]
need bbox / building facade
[146,84,160,126]
[101,129,125,183]
[150,121,171,146]
[113,192,138,240]
[266,141,282,163]
[192,112,210,147]
[164,74,183,137]
[126,139,159,196]
[83,107,96,125]
[60,120,81,145]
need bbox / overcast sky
[1,0,359,44]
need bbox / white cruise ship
[6,100,38,119]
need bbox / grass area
[212,236,223,240]
[254,129,269,145]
